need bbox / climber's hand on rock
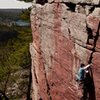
[90,63,93,66]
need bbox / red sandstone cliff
[30,0,100,100]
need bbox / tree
[20,8,31,21]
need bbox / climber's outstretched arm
[83,64,91,69]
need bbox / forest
[0,7,32,100]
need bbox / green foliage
[20,8,31,21]
[0,25,32,98]
[0,7,32,99]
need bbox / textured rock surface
[30,0,100,100]
[48,0,100,5]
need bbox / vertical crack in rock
[41,52,52,100]
[33,65,38,84]
[86,26,94,45]
[40,52,52,100]
[44,71,52,100]
[87,21,100,100]
[87,22,100,63]
[86,21,100,100]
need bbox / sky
[0,0,32,9]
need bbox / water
[15,20,30,26]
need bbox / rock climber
[76,63,92,100]
[76,63,91,82]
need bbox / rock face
[30,0,100,100]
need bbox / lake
[15,20,30,26]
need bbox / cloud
[0,0,32,9]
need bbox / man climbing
[76,63,91,81]
[76,63,91,100]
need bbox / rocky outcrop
[30,0,100,100]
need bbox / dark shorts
[76,79,84,89]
